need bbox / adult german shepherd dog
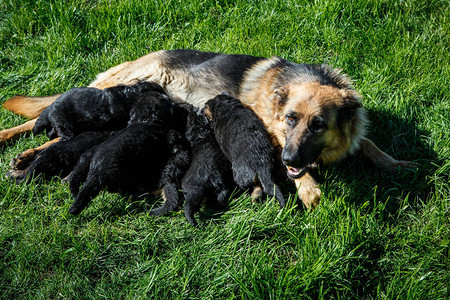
[0,49,413,209]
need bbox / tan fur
[239,57,284,125]
[201,105,213,120]
[89,51,168,89]
[278,82,367,165]
[0,119,36,145]
[3,95,61,119]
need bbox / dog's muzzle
[281,148,311,179]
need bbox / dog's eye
[310,117,327,132]
[285,113,297,126]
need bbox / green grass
[1,0,449,298]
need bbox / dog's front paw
[299,182,322,210]
[295,173,321,210]
[387,159,420,173]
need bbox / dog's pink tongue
[288,166,301,176]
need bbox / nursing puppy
[67,91,189,215]
[6,131,115,183]
[180,104,234,226]
[203,93,285,208]
[33,81,162,140]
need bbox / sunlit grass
[1,0,449,298]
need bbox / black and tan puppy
[67,90,189,215]
[33,81,163,140]
[203,93,285,208]
[6,131,116,183]
[178,104,234,226]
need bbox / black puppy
[6,131,116,183]
[68,90,190,215]
[177,104,234,226]
[203,93,286,208]
[33,81,163,140]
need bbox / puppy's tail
[3,94,60,119]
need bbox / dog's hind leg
[0,119,37,146]
[148,182,181,216]
[68,178,102,215]
[9,138,60,171]
[183,190,204,226]
[67,151,94,198]
[359,137,417,172]
[258,173,286,208]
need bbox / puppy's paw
[148,208,163,216]
[250,186,264,203]
[68,204,83,215]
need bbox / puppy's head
[171,102,195,133]
[185,107,212,145]
[129,92,174,125]
[108,81,167,104]
[202,92,242,121]
[274,82,364,179]
[130,81,166,95]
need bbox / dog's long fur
[1,49,414,209]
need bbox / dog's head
[107,81,167,106]
[186,106,213,145]
[273,82,365,179]
[202,92,241,122]
[129,91,174,125]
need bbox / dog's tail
[3,94,60,119]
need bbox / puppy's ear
[201,104,213,120]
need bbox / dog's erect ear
[338,96,363,124]
[273,86,289,116]
[274,86,289,104]
[342,96,362,111]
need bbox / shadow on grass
[317,107,442,216]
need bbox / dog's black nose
[281,149,297,166]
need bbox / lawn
[0,0,449,298]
